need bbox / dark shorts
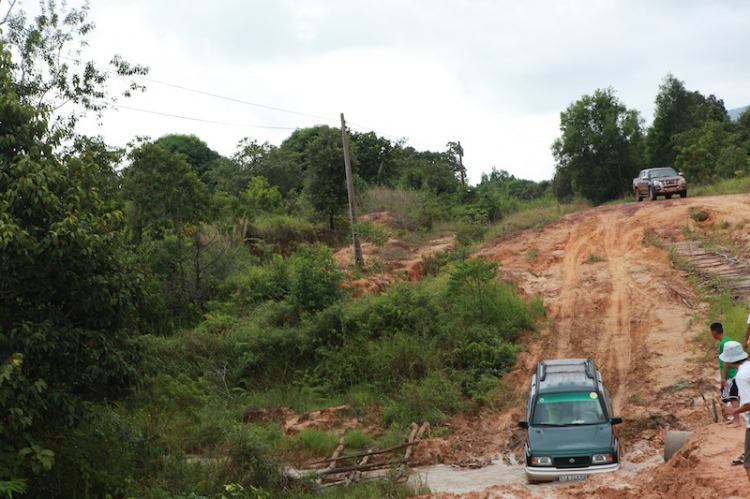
[723,378,739,403]
[745,429,750,468]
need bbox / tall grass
[690,176,750,197]
[250,213,323,246]
[486,197,591,241]
[707,292,749,345]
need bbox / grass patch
[690,176,750,197]
[486,197,591,242]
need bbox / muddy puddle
[408,457,657,495]
[409,460,525,493]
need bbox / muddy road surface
[407,194,750,499]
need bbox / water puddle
[408,458,656,494]
[409,460,526,493]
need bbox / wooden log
[317,459,408,476]
[309,439,425,465]
[346,454,370,485]
[326,437,346,471]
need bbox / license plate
[559,474,588,482]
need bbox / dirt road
[410,194,750,498]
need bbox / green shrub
[289,244,344,313]
[381,374,465,426]
[295,429,339,456]
[454,221,487,246]
[222,426,283,493]
[25,407,169,498]
[353,221,391,246]
[249,214,321,248]
[343,429,375,451]
[215,255,290,308]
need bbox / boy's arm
[745,323,750,347]
[722,362,729,387]
[728,402,750,417]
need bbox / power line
[125,73,406,140]
[132,74,339,123]
[111,102,297,130]
[71,56,413,144]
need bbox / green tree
[350,131,398,185]
[645,74,729,169]
[303,126,353,230]
[645,74,694,168]
[209,138,275,197]
[447,258,500,322]
[0,44,142,471]
[552,87,644,204]
[395,146,461,195]
[154,134,221,187]
[122,140,210,243]
[2,0,147,135]
[673,121,744,183]
[289,245,343,313]
[243,176,282,213]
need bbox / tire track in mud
[551,208,655,411]
[597,213,643,411]
[552,218,600,360]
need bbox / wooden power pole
[458,141,465,186]
[340,113,364,267]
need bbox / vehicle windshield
[650,168,678,178]
[532,392,606,425]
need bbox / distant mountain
[728,106,749,121]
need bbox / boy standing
[712,322,741,426]
[722,341,750,481]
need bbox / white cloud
[18,0,750,184]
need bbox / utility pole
[458,141,465,186]
[340,113,364,267]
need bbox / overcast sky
[16,0,750,184]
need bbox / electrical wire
[66,55,412,144]
[111,102,298,130]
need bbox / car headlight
[653,181,663,188]
[592,453,614,464]
[531,456,553,466]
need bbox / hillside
[729,105,749,121]
[399,194,750,498]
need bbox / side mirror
[518,420,530,429]
[678,172,683,176]
[610,416,623,425]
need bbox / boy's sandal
[732,454,744,465]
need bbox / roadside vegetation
[4,2,750,498]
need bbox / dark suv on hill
[517,358,622,483]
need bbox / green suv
[517,358,622,483]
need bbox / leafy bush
[454,221,487,246]
[250,214,320,247]
[214,254,290,308]
[353,221,391,246]
[222,426,283,492]
[25,408,169,498]
[289,245,344,313]
[295,429,339,456]
[381,374,465,426]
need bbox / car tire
[680,190,687,198]
[649,187,657,201]
[635,189,643,202]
